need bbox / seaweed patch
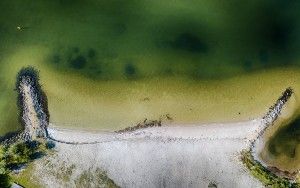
[124,63,137,78]
[170,33,208,53]
[69,55,87,69]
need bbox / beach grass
[241,150,300,188]
[10,163,42,188]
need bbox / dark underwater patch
[257,15,294,51]
[0,24,3,43]
[51,54,61,64]
[47,46,107,78]
[38,0,300,81]
[72,47,80,54]
[87,48,96,59]
[244,60,252,71]
[124,63,136,78]
[268,118,300,158]
[154,17,211,57]
[88,64,102,78]
[243,1,298,57]
[113,23,127,35]
[259,50,269,64]
[69,55,87,69]
[170,33,208,53]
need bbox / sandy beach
[27,120,266,188]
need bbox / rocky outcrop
[16,67,49,140]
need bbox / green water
[1,0,300,81]
[268,118,300,158]
[266,117,300,170]
[0,0,300,166]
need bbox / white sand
[31,120,265,188]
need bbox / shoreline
[41,87,299,187]
[250,88,300,179]
[12,115,299,187]
[4,66,300,186]
[2,65,300,136]
[43,120,263,187]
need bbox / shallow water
[0,0,300,169]
[269,119,300,159]
[265,117,300,171]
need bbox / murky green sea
[270,119,300,158]
[1,0,300,169]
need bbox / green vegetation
[74,168,119,188]
[10,163,42,188]
[43,159,119,187]
[0,139,53,187]
[0,173,11,188]
[0,144,12,188]
[241,150,300,188]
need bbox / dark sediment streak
[115,119,162,133]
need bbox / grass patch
[241,150,300,188]
[10,163,42,188]
[2,140,48,169]
[74,168,119,188]
[0,139,54,187]
[0,173,11,188]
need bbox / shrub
[0,173,11,188]
[45,141,55,149]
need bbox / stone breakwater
[16,67,49,140]
[261,87,293,130]
[250,87,298,179]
